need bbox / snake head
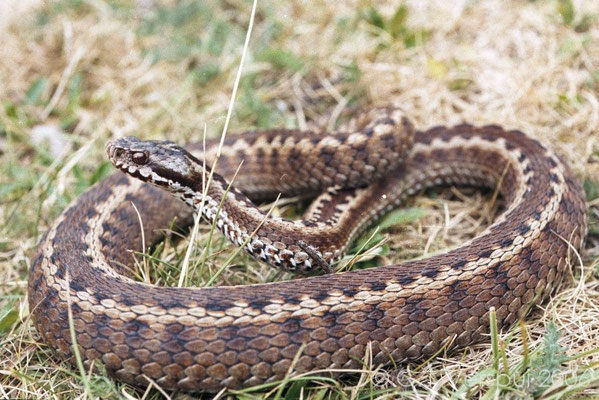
[106,136,201,190]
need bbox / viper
[28,107,588,392]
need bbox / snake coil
[28,108,587,392]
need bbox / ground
[0,0,598,399]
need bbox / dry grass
[1,0,598,399]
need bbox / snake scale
[28,107,588,392]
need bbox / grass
[1,0,599,398]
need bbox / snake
[28,107,588,393]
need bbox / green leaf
[193,63,221,86]
[365,7,386,30]
[402,29,431,48]
[25,77,48,105]
[237,78,280,128]
[0,182,20,198]
[590,212,598,236]
[72,161,114,195]
[583,178,599,201]
[389,5,409,38]
[284,380,306,400]
[0,307,19,334]
[72,164,84,181]
[557,0,575,25]
[353,232,384,253]
[352,208,427,255]
[519,322,567,396]
[259,48,304,72]
[0,165,37,200]
[207,21,230,56]
[67,71,83,107]
[343,59,361,82]
[89,161,113,185]
[377,207,428,230]
[448,78,473,91]
[452,368,497,399]
[574,14,595,32]
[427,58,448,79]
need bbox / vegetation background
[0,0,598,398]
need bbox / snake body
[28,109,588,392]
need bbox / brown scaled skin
[28,109,587,392]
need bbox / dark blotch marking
[374,117,395,126]
[452,259,467,269]
[236,150,246,162]
[55,264,65,279]
[416,133,434,145]
[481,134,498,142]
[399,275,416,285]
[312,291,330,302]
[270,148,279,165]
[249,298,281,310]
[431,149,444,160]
[437,132,452,143]
[282,318,300,332]
[500,238,514,247]
[69,280,84,292]
[123,320,143,334]
[343,288,358,297]
[480,249,493,258]
[119,296,136,307]
[412,153,426,165]
[86,207,96,219]
[283,297,301,305]
[33,253,43,268]
[422,268,439,278]
[118,208,131,223]
[368,281,387,291]
[102,222,113,235]
[99,236,114,250]
[243,133,260,147]
[351,140,367,150]
[93,290,109,302]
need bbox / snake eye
[132,151,149,165]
